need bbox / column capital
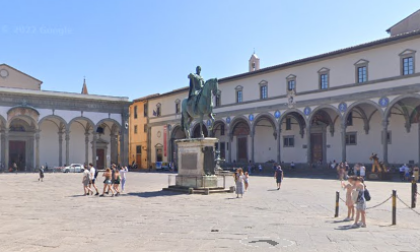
[382,120,389,128]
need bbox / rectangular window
[260,86,268,99]
[286,118,292,130]
[288,80,295,91]
[357,66,367,83]
[144,103,148,117]
[136,145,141,154]
[237,90,243,103]
[144,124,147,133]
[403,57,414,75]
[283,135,294,147]
[345,132,357,145]
[346,112,353,126]
[134,106,138,119]
[320,74,328,89]
[175,103,180,114]
[220,124,225,135]
[134,125,138,134]
[216,94,221,107]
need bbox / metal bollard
[412,176,417,208]
[392,190,397,225]
[334,191,339,218]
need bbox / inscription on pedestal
[181,153,197,170]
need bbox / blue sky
[1,1,419,100]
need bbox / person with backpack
[352,177,367,228]
[88,163,100,196]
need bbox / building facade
[0,64,130,171]
[128,95,158,169]
[146,11,420,168]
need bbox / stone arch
[0,114,7,130]
[229,116,251,136]
[252,113,277,133]
[38,115,67,131]
[67,117,95,132]
[279,109,307,138]
[384,94,420,119]
[95,118,122,132]
[345,100,383,134]
[7,115,38,130]
[169,125,186,166]
[212,120,227,136]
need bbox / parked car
[63,163,84,173]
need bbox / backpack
[94,169,99,179]
[364,188,371,201]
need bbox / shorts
[356,200,366,211]
[89,179,95,185]
[83,180,89,187]
[276,178,282,183]
[114,180,120,185]
[104,179,112,185]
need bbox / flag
[153,110,157,116]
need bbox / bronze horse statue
[369,153,388,172]
[181,78,218,138]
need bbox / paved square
[1,172,419,252]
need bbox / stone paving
[0,171,419,252]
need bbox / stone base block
[367,172,392,181]
[176,175,218,188]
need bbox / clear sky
[1,1,419,100]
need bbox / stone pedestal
[175,138,218,188]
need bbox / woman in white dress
[234,168,246,198]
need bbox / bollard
[392,190,397,225]
[204,188,210,195]
[334,191,339,218]
[229,186,235,193]
[188,188,194,194]
[412,176,417,208]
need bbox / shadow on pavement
[126,191,182,198]
[68,194,90,197]
[335,224,359,230]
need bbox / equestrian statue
[181,66,218,138]
[369,153,388,173]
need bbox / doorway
[96,149,105,169]
[311,133,323,163]
[237,137,248,163]
[9,141,26,171]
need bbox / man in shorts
[89,163,100,196]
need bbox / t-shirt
[275,169,283,179]
[83,169,90,182]
[360,166,366,176]
[89,167,96,180]
[120,167,128,179]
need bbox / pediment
[0,64,42,90]
[235,85,243,91]
[354,59,369,65]
[286,74,296,80]
[317,67,330,73]
[399,49,416,56]
[258,80,268,86]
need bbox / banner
[163,125,167,157]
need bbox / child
[244,171,249,191]
[341,176,355,221]
[352,177,367,228]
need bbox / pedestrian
[341,176,356,221]
[120,165,128,193]
[404,165,411,181]
[244,171,249,191]
[82,167,94,196]
[352,177,367,228]
[88,163,100,196]
[290,161,295,170]
[234,168,245,198]
[38,165,45,182]
[247,160,252,175]
[399,164,406,181]
[100,168,115,197]
[113,168,121,196]
[274,165,284,190]
[344,161,350,179]
[331,160,337,170]
[359,164,366,179]
[258,163,262,172]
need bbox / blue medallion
[274,110,281,119]
[338,102,347,112]
[304,107,311,116]
[249,114,254,121]
[226,117,231,124]
[379,97,389,107]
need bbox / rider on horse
[188,66,204,114]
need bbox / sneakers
[99,194,104,197]
[343,217,351,221]
[95,192,99,196]
[360,224,366,228]
[351,223,359,228]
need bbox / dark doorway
[9,141,26,171]
[237,137,248,163]
[96,149,105,170]
[311,133,323,163]
[136,145,142,168]
[192,124,208,138]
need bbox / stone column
[110,132,116,164]
[58,131,63,166]
[35,131,40,169]
[250,129,255,164]
[306,124,311,164]
[4,130,8,169]
[341,121,347,162]
[120,126,129,165]
[92,132,97,167]
[228,133,233,163]
[65,131,70,166]
[85,132,89,165]
[382,119,389,164]
[276,127,281,164]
